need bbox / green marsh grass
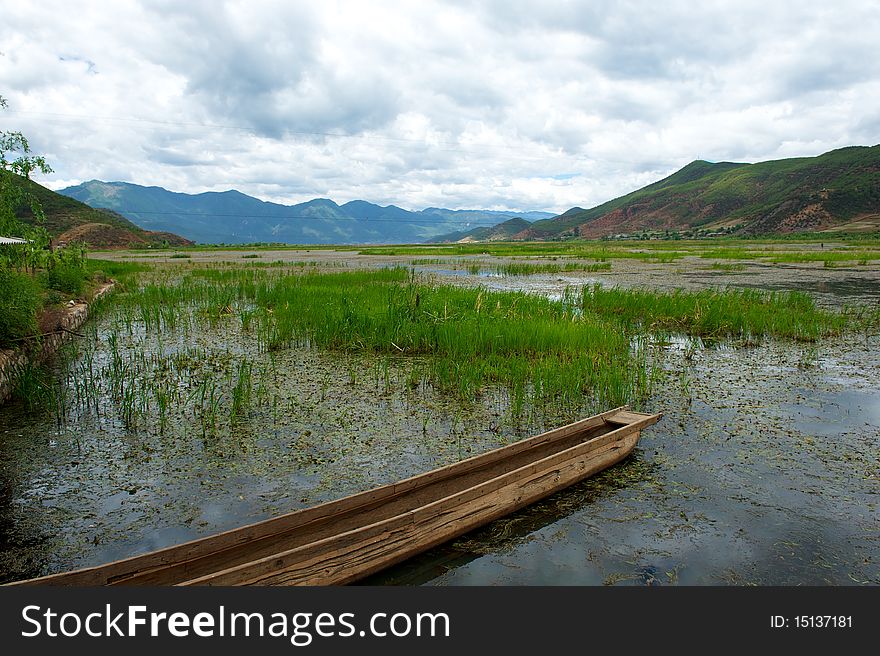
[42,254,874,434]
[698,248,880,264]
[767,251,880,264]
[362,243,686,261]
[11,360,56,412]
[230,360,253,421]
[253,268,649,409]
[580,285,847,342]
[494,262,612,276]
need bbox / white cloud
[1,0,878,213]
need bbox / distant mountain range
[18,145,876,249]
[58,181,553,244]
[433,145,879,242]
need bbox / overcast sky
[2,0,879,213]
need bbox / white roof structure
[0,237,29,245]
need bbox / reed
[230,360,253,421]
[494,261,611,276]
[580,285,847,341]
[40,253,871,435]
[11,360,56,411]
[254,268,645,409]
[361,243,686,261]
[698,248,880,264]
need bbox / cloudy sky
[2,0,879,213]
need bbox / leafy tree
[1,94,57,277]
[1,94,53,239]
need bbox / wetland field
[1,239,879,585]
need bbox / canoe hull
[11,407,660,586]
[222,427,640,586]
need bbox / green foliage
[109,267,649,409]
[48,264,86,294]
[10,359,56,411]
[580,285,846,342]
[493,261,612,275]
[45,242,87,294]
[0,99,102,351]
[0,267,41,345]
[99,264,867,417]
[1,95,53,240]
[85,258,151,280]
[0,96,52,180]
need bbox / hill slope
[429,217,533,243]
[3,172,191,248]
[60,181,554,244]
[515,145,880,240]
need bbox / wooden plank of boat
[10,406,661,586]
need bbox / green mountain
[3,172,191,248]
[59,181,554,244]
[429,217,533,243]
[512,145,880,240]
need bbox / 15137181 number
[796,616,852,628]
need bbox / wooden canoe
[11,406,660,586]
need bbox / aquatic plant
[33,252,872,440]
[580,285,846,341]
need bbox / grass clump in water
[257,268,645,410]
[580,285,847,342]
[709,262,745,272]
[494,262,611,276]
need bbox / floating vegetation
[15,249,875,440]
[29,262,867,434]
[5,246,880,586]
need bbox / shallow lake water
[366,265,880,585]
[0,301,591,582]
[368,336,879,585]
[1,257,878,585]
